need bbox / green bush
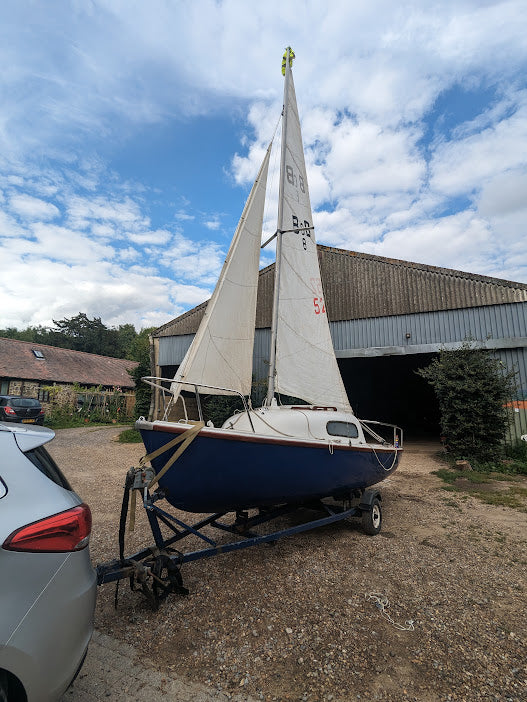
[118,428,143,443]
[418,342,517,463]
[203,395,245,427]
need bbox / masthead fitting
[281,47,295,76]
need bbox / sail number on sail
[311,277,326,315]
[292,214,311,250]
[286,165,305,193]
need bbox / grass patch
[433,464,527,512]
[442,497,462,510]
[440,484,459,492]
[118,428,143,443]
[45,416,129,430]
[438,445,527,476]
[472,491,526,511]
[433,468,492,484]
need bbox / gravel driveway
[49,426,527,702]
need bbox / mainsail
[270,49,352,412]
[171,143,272,399]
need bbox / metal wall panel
[158,334,193,366]
[493,348,527,440]
[330,302,527,353]
[158,329,271,379]
[160,303,527,369]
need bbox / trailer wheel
[362,497,382,535]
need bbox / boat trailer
[96,465,384,609]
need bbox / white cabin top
[221,405,367,445]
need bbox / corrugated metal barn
[151,246,527,440]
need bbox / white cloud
[1,0,527,332]
[477,169,527,220]
[0,209,28,238]
[118,246,140,262]
[430,98,527,197]
[368,211,495,273]
[32,223,115,264]
[66,195,149,233]
[165,233,225,285]
[128,229,172,245]
[174,210,195,221]
[9,193,60,220]
[204,217,221,231]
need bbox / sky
[0,0,526,332]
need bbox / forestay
[171,143,272,399]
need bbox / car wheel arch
[0,669,27,702]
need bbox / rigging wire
[261,113,283,252]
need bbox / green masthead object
[281,47,295,75]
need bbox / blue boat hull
[137,422,400,513]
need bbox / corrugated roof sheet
[0,338,138,388]
[154,245,527,338]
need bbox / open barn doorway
[338,353,441,441]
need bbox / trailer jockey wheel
[150,554,189,607]
[361,497,382,535]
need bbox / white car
[0,423,97,702]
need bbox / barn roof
[0,338,138,389]
[153,245,527,338]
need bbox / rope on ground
[365,592,415,631]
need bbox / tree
[1,314,144,360]
[52,313,120,356]
[117,324,138,359]
[128,328,156,419]
[417,342,517,462]
[0,325,56,345]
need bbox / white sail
[171,143,272,398]
[273,56,352,412]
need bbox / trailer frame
[96,466,383,609]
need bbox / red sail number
[313,297,326,314]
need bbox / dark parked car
[0,422,97,701]
[0,396,45,425]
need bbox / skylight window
[32,349,45,359]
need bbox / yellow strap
[129,489,137,532]
[126,421,204,532]
[146,421,204,489]
[138,420,202,467]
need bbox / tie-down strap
[139,421,205,490]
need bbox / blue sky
[0,0,526,331]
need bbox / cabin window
[326,421,359,439]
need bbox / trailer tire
[362,497,382,535]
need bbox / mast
[266,46,293,405]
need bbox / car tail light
[4,406,17,416]
[2,504,92,553]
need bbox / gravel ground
[48,426,527,702]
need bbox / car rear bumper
[1,551,97,702]
[0,417,44,424]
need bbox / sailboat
[136,48,402,514]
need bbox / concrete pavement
[63,630,258,702]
